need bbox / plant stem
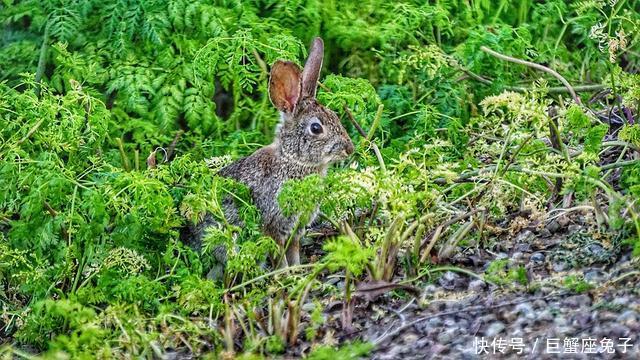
[17,119,45,145]
[367,104,384,141]
[35,23,50,98]
[224,263,317,294]
[116,138,131,171]
[600,158,640,171]
[480,46,581,104]
[456,64,604,93]
[342,104,367,137]
[343,105,387,172]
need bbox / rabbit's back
[219,145,324,243]
[184,36,353,274]
[183,145,324,275]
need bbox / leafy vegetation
[1,0,639,358]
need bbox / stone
[443,317,457,327]
[438,271,462,290]
[567,224,582,233]
[536,310,554,323]
[563,294,591,308]
[468,279,487,292]
[437,329,454,344]
[530,252,545,264]
[301,302,316,312]
[616,310,638,326]
[485,322,506,337]
[554,315,568,327]
[586,243,606,258]
[403,333,418,344]
[515,230,535,243]
[552,261,568,272]
[546,220,560,233]
[538,228,552,238]
[584,268,606,283]
[424,284,438,295]
[515,303,535,320]
[612,297,629,307]
[427,317,443,328]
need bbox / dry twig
[372,291,569,345]
[480,46,581,105]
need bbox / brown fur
[187,37,353,278]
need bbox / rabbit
[185,37,354,279]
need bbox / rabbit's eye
[310,122,323,135]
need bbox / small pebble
[532,299,548,309]
[423,284,438,294]
[436,329,455,344]
[555,325,575,336]
[554,316,568,327]
[598,311,618,321]
[607,323,631,338]
[485,322,505,337]
[530,252,545,264]
[557,216,570,227]
[567,224,582,233]
[515,230,535,243]
[425,317,442,328]
[456,319,470,330]
[326,277,340,285]
[477,313,497,323]
[512,251,525,261]
[536,310,554,322]
[612,297,629,307]
[403,333,418,344]
[538,228,552,238]
[573,313,592,328]
[584,268,606,283]
[460,348,480,360]
[563,294,591,308]
[301,302,315,312]
[438,271,462,290]
[546,220,560,233]
[616,310,638,325]
[468,279,486,292]
[443,317,457,327]
[586,243,606,258]
[503,310,518,323]
[552,261,568,272]
[515,303,535,320]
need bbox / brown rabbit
[187,37,354,278]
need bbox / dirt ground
[316,216,640,359]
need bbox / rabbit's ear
[269,61,302,113]
[301,37,324,99]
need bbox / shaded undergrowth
[1,0,640,358]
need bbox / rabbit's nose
[344,139,354,155]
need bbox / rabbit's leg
[269,233,288,269]
[206,261,225,281]
[182,211,233,281]
[207,244,227,281]
[285,236,300,266]
[275,251,289,268]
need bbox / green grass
[1,0,640,358]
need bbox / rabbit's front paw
[286,241,300,266]
[206,262,225,282]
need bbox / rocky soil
[321,216,640,359]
